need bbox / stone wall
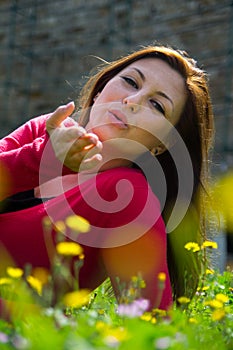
[0,0,232,164]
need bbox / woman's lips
[107,110,128,129]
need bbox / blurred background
[0,0,233,268]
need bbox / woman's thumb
[46,101,75,132]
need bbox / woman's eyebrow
[132,67,174,110]
[157,91,174,111]
[131,67,145,81]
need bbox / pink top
[0,115,172,310]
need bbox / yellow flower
[105,327,128,342]
[131,276,138,283]
[54,220,66,233]
[131,275,146,288]
[56,241,83,256]
[98,309,105,315]
[158,272,166,282]
[177,296,190,304]
[202,286,210,291]
[212,309,225,321]
[63,289,90,308]
[32,267,50,285]
[206,268,214,275]
[27,275,43,296]
[141,312,152,322]
[204,299,223,309]
[189,317,198,324]
[139,280,146,289]
[65,215,90,233]
[201,241,218,249]
[184,242,200,252]
[96,321,108,331]
[6,267,23,279]
[215,293,229,303]
[151,317,157,324]
[129,287,136,296]
[0,277,12,285]
[152,308,167,317]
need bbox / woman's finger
[46,101,75,132]
[67,152,102,172]
[81,153,103,170]
[69,133,100,152]
[57,126,86,142]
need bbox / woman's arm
[0,103,102,200]
[0,114,55,198]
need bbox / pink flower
[117,298,150,318]
[0,332,9,344]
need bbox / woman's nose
[123,95,141,113]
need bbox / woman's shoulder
[97,167,147,185]
[94,166,160,208]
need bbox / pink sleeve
[0,115,73,199]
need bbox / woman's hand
[46,102,102,172]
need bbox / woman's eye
[122,76,138,89]
[150,100,165,115]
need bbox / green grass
[0,268,232,350]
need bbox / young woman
[0,45,214,310]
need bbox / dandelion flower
[189,317,198,324]
[215,293,229,303]
[56,241,83,256]
[6,267,23,279]
[104,327,128,347]
[212,309,225,321]
[27,275,43,296]
[158,272,166,282]
[98,309,105,316]
[96,321,107,331]
[202,286,210,291]
[105,327,128,342]
[140,280,146,288]
[151,317,157,324]
[177,296,190,304]
[184,242,200,252]
[152,308,167,317]
[32,267,50,285]
[63,289,90,308]
[201,241,218,249]
[131,276,138,283]
[206,268,214,275]
[204,299,223,309]
[65,215,90,233]
[131,275,146,288]
[140,312,152,322]
[0,277,12,285]
[54,220,66,233]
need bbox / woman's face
[86,58,187,158]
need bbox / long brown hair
[77,45,214,300]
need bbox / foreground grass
[0,268,232,350]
